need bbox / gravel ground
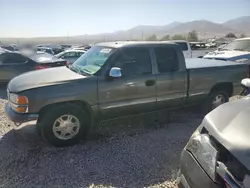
[0,87,204,188]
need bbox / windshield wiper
[74,65,91,76]
[67,64,79,74]
[67,64,91,76]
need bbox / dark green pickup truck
[5,41,249,146]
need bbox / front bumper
[177,149,220,188]
[5,103,39,126]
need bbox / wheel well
[37,101,93,123]
[209,82,233,97]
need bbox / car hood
[8,66,85,93]
[203,97,250,170]
[204,50,250,60]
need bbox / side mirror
[241,78,250,87]
[109,67,122,78]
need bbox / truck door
[153,46,187,110]
[98,47,157,120]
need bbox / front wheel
[204,90,229,114]
[39,104,89,147]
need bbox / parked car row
[203,37,250,62]
[55,49,86,64]
[0,51,67,83]
[0,45,90,83]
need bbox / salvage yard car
[55,49,86,64]
[177,96,250,188]
[0,51,67,83]
[203,37,250,62]
[4,41,250,147]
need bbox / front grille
[200,127,248,182]
[210,135,248,181]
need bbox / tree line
[146,30,247,41]
[146,30,199,41]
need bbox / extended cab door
[98,47,157,120]
[153,46,187,110]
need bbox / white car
[203,37,250,62]
[55,49,86,64]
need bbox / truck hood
[204,50,250,60]
[203,97,250,170]
[8,66,85,93]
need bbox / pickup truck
[4,41,249,147]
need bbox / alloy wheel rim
[52,114,80,140]
[212,94,225,110]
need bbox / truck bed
[185,58,249,105]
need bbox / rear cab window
[175,42,188,51]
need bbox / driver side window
[114,48,152,76]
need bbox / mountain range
[1,16,250,44]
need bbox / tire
[204,90,229,114]
[39,103,90,147]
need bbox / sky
[0,0,249,38]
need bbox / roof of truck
[96,41,178,48]
[186,58,247,69]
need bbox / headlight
[8,93,28,113]
[186,133,218,180]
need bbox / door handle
[145,80,155,86]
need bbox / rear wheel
[39,104,89,147]
[204,90,229,113]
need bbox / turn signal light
[15,106,27,113]
[16,96,28,105]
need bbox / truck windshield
[73,46,116,74]
[222,40,250,52]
